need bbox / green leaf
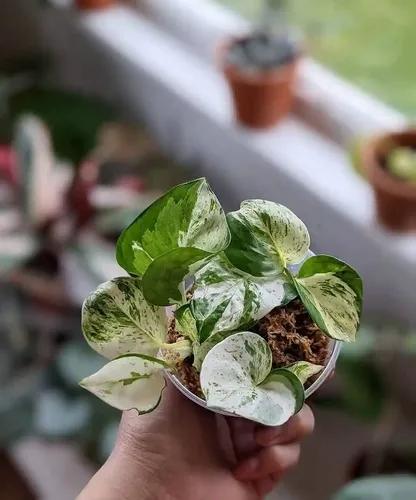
[336,356,385,422]
[142,247,211,305]
[82,277,167,359]
[10,87,113,164]
[191,255,295,341]
[225,200,310,277]
[387,147,416,183]
[174,304,198,342]
[294,255,363,342]
[286,361,324,385]
[200,332,302,425]
[116,178,230,276]
[80,354,167,413]
[333,475,416,500]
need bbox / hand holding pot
[77,382,314,500]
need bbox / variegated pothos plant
[80,178,363,426]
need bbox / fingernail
[234,457,258,479]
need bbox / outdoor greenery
[219,0,416,115]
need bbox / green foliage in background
[318,323,416,423]
[9,87,113,163]
[220,0,416,115]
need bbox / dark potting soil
[254,299,330,367]
[227,33,297,72]
[167,318,203,397]
[168,299,329,398]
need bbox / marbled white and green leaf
[80,354,167,413]
[82,277,167,359]
[192,330,233,371]
[260,368,305,414]
[116,178,230,305]
[286,361,324,385]
[200,332,304,425]
[294,255,363,342]
[174,304,198,342]
[225,200,310,277]
[191,255,296,342]
[158,339,192,366]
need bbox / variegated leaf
[286,361,324,385]
[192,330,233,371]
[260,368,305,414]
[294,255,363,342]
[142,247,211,306]
[191,256,295,341]
[116,178,230,274]
[225,200,310,277]
[200,332,303,425]
[82,277,167,359]
[158,339,192,366]
[174,304,198,342]
[80,354,167,412]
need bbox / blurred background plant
[314,320,416,479]
[0,51,189,471]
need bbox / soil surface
[254,299,330,367]
[168,299,330,397]
[167,318,203,397]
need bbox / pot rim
[363,129,416,201]
[218,34,301,84]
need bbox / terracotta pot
[75,0,115,9]
[361,130,416,232]
[220,38,300,129]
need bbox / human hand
[78,382,314,500]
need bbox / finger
[255,405,314,446]
[233,443,300,481]
[255,473,279,498]
[227,417,258,460]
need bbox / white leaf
[200,332,303,425]
[80,354,167,412]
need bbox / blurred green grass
[219,0,416,116]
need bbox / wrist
[78,446,169,500]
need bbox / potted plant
[80,178,362,427]
[220,0,300,129]
[359,129,416,232]
[75,0,116,10]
